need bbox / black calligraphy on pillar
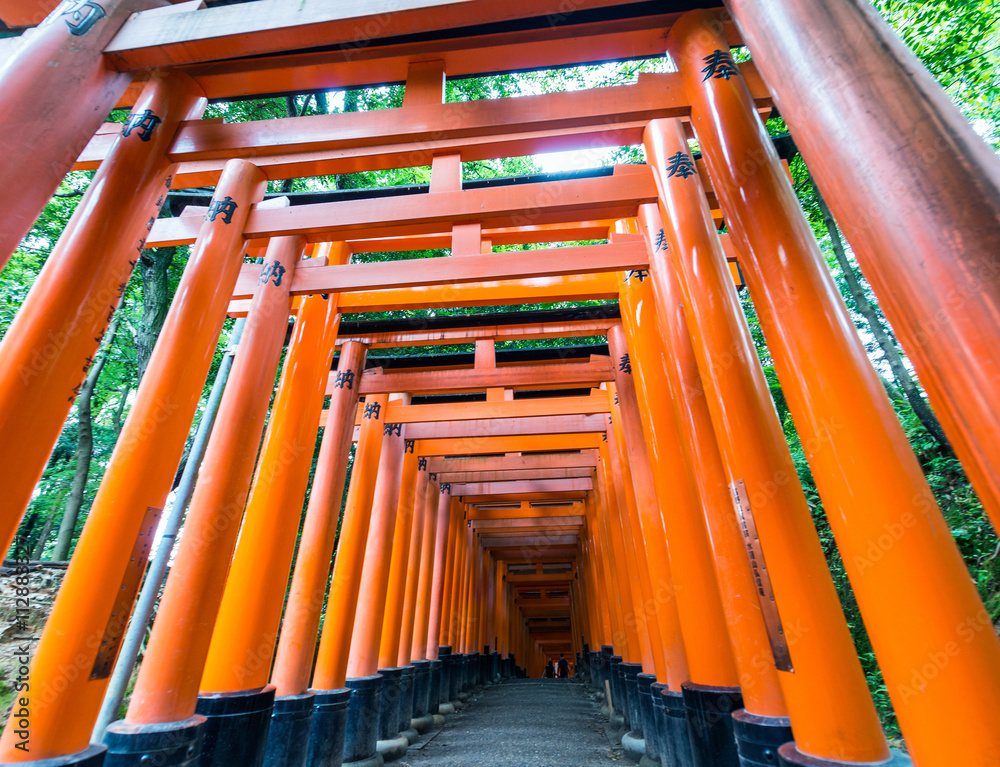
[701,50,738,81]
[618,354,631,375]
[655,228,667,252]
[429,473,438,481]
[665,151,697,180]
[258,260,287,287]
[363,401,382,420]
[59,0,106,36]
[440,483,451,494]
[601,432,608,442]
[624,269,648,284]
[334,369,355,390]
[614,391,619,405]
[405,440,415,453]
[418,457,428,470]
[206,196,239,225]
[383,422,401,437]
[122,109,162,142]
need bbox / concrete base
[410,715,435,734]
[610,711,625,731]
[600,703,610,717]
[375,734,408,763]
[400,727,419,745]
[639,755,662,767]
[622,730,646,763]
[437,702,456,715]
[457,692,469,703]
[342,754,384,767]
[431,714,446,727]
[451,699,466,711]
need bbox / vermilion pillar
[124,238,300,726]
[383,445,427,668]
[268,342,367,695]
[724,0,1000,534]
[667,15,1000,763]
[643,109,888,763]
[0,159,265,762]
[425,486,454,656]
[633,202,788,721]
[410,475,441,662]
[201,246,349,694]
[309,390,390,690]
[0,69,206,559]
[0,0,162,269]
[346,403,409,678]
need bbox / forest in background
[1,0,998,739]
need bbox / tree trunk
[31,514,55,560]
[809,176,952,453]
[136,244,176,381]
[112,385,130,435]
[51,310,123,561]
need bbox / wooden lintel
[452,479,592,495]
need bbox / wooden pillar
[126,237,300,723]
[0,69,206,559]
[390,449,430,667]
[0,159,265,761]
[643,108,888,760]
[347,401,410,677]
[409,474,441,661]
[269,342,367,696]
[0,0,164,269]
[310,391,390,690]
[724,0,1000,535]
[202,246,348,694]
[632,203,788,719]
[667,15,1000,762]
[425,486,454,657]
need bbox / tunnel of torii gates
[1,2,1000,767]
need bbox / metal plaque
[90,505,162,680]
[730,480,793,672]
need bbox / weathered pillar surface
[725,0,1000,535]
[410,475,440,662]
[0,159,265,761]
[0,69,206,560]
[0,0,163,269]
[669,12,1000,764]
[636,202,787,719]
[310,391,390,691]
[126,236,300,723]
[201,249,348,694]
[268,343,368,696]
[390,453,430,667]
[426,488,454,657]
[609,319,739,689]
[645,98,888,761]
[346,402,409,678]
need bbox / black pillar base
[777,745,913,767]
[18,744,107,766]
[263,692,314,767]
[104,715,205,767]
[682,682,743,767]
[375,668,407,763]
[410,660,431,718]
[621,663,642,736]
[650,682,669,766]
[661,689,696,767]
[397,666,418,744]
[732,709,793,767]
[196,685,275,767]
[636,673,659,763]
[303,688,351,767]
[427,659,442,715]
[342,675,383,766]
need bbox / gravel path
[401,679,623,767]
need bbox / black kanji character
[405,440,415,453]
[383,423,401,436]
[122,109,162,142]
[59,0,106,36]
[625,269,649,283]
[602,432,608,442]
[655,228,667,252]
[363,401,382,420]
[614,391,619,405]
[440,482,451,494]
[701,50,738,81]
[259,260,287,287]
[334,370,355,390]
[146,217,156,231]
[418,457,428,470]
[665,151,697,180]
[429,473,438,481]
[206,195,239,225]
[619,353,631,374]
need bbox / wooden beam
[346,414,608,440]
[438,468,593,483]
[335,317,614,349]
[348,358,612,395]
[473,516,584,530]
[428,452,596,473]
[416,433,601,456]
[451,479,592,495]
[466,503,584,520]
[147,167,657,246]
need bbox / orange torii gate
[0,3,998,767]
